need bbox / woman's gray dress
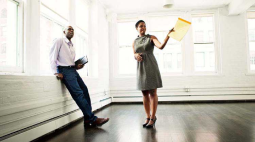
[134,34,163,90]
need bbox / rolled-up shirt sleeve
[49,39,61,74]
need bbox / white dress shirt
[49,37,76,74]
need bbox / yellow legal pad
[169,18,191,41]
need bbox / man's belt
[58,65,76,68]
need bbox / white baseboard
[111,86,255,102]
[2,110,83,142]
[1,97,111,142]
[112,94,255,102]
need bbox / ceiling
[99,0,234,14]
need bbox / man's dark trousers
[58,66,97,123]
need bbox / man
[50,26,109,127]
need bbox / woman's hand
[135,53,143,62]
[168,27,175,35]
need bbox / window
[1,43,6,54]
[75,0,89,32]
[75,30,89,77]
[0,0,22,72]
[116,12,219,77]
[195,52,205,67]
[177,53,182,69]
[1,26,7,36]
[40,3,67,75]
[41,0,69,20]
[117,21,137,74]
[149,15,182,73]
[247,12,255,71]
[163,53,172,71]
[192,15,215,72]
[1,8,7,18]
[75,0,89,77]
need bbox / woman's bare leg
[142,90,150,123]
[148,89,158,125]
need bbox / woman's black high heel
[145,117,157,128]
[143,118,150,127]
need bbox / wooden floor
[33,103,255,142]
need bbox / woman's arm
[151,28,174,50]
[132,41,143,62]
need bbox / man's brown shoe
[84,118,109,128]
[91,118,109,126]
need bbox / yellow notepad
[169,18,191,41]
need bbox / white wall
[109,7,255,102]
[0,0,110,141]
[1,2,255,142]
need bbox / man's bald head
[63,26,74,40]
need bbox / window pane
[0,0,20,67]
[192,16,214,43]
[41,0,69,19]
[40,15,63,74]
[151,31,182,73]
[209,51,215,67]
[76,32,89,76]
[118,21,137,74]
[118,22,137,46]
[149,15,182,73]
[177,53,182,69]
[249,42,255,70]
[248,16,255,70]
[149,16,178,31]
[192,15,216,72]
[195,52,205,67]
[119,46,136,74]
[75,0,89,32]
[194,44,215,71]
[163,53,172,71]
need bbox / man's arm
[49,39,63,79]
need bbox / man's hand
[76,64,84,70]
[55,73,63,80]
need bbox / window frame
[246,9,255,75]
[75,0,90,33]
[148,14,184,75]
[40,0,69,21]
[39,3,68,75]
[75,27,89,77]
[114,18,138,78]
[0,0,24,73]
[190,11,221,75]
[40,3,68,26]
[113,10,221,78]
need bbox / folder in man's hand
[75,56,88,67]
[169,18,191,41]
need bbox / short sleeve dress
[134,34,163,90]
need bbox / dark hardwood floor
[33,103,255,142]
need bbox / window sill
[40,74,98,79]
[113,72,223,78]
[0,72,27,76]
[245,73,255,76]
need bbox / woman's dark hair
[135,20,145,28]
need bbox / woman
[132,20,174,128]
